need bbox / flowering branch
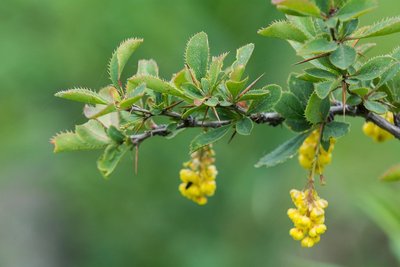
[130,103,400,146]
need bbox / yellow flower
[298,130,335,175]
[178,145,217,205]
[287,188,328,248]
[362,112,394,142]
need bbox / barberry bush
[52,0,400,248]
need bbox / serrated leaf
[353,56,394,81]
[305,92,330,124]
[377,62,400,88]
[380,164,400,182]
[230,44,254,81]
[190,125,231,153]
[185,32,209,81]
[356,43,376,55]
[323,121,350,141]
[272,0,321,17]
[75,120,110,146]
[298,38,337,56]
[97,143,130,178]
[364,100,388,114]
[55,88,109,105]
[137,59,159,77]
[258,20,308,42]
[238,89,270,101]
[274,92,304,120]
[118,84,146,109]
[369,92,387,101]
[236,117,254,136]
[255,132,309,168]
[352,17,400,39]
[336,0,378,21]
[305,68,338,80]
[109,38,143,88]
[51,132,97,153]
[315,80,337,99]
[329,44,357,70]
[248,85,282,114]
[84,104,116,119]
[127,75,186,99]
[207,53,228,88]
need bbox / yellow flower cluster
[298,130,335,175]
[362,112,394,142]
[178,145,217,205]
[287,189,328,248]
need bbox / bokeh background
[1,0,400,266]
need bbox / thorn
[202,106,210,126]
[237,73,265,99]
[135,144,139,176]
[228,130,237,144]
[164,100,183,111]
[294,53,329,66]
[212,106,221,122]
[342,81,347,119]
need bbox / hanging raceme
[52,0,400,248]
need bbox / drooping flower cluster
[298,130,335,175]
[287,189,328,248]
[178,145,217,205]
[363,112,394,142]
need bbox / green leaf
[315,80,338,99]
[51,132,97,153]
[190,125,231,153]
[127,75,186,99]
[353,56,394,81]
[226,77,249,99]
[274,92,305,120]
[285,119,312,132]
[181,83,204,99]
[84,104,116,119]
[369,92,387,101]
[207,53,228,88]
[137,59,159,76]
[255,132,309,168]
[107,126,125,144]
[185,32,210,81]
[304,68,338,80]
[204,97,219,107]
[52,121,110,153]
[380,164,400,182]
[329,44,357,70]
[231,44,255,81]
[118,84,146,109]
[323,121,350,141]
[236,117,254,136]
[364,100,388,114]
[238,89,270,101]
[305,93,330,124]
[247,85,282,114]
[97,143,130,178]
[75,120,111,146]
[272,0,321,17]
[352,17,400,39]
[288,73,313,106]
[298,38,338,56]
[349,87,369,96]
[55,88,109,105]
[258,20,308,42]
[336,0,378,21]
[109,38,143,88]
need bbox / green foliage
[53,0,400,180]
[255,132,309,168]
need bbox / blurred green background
[1,0,400,266]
